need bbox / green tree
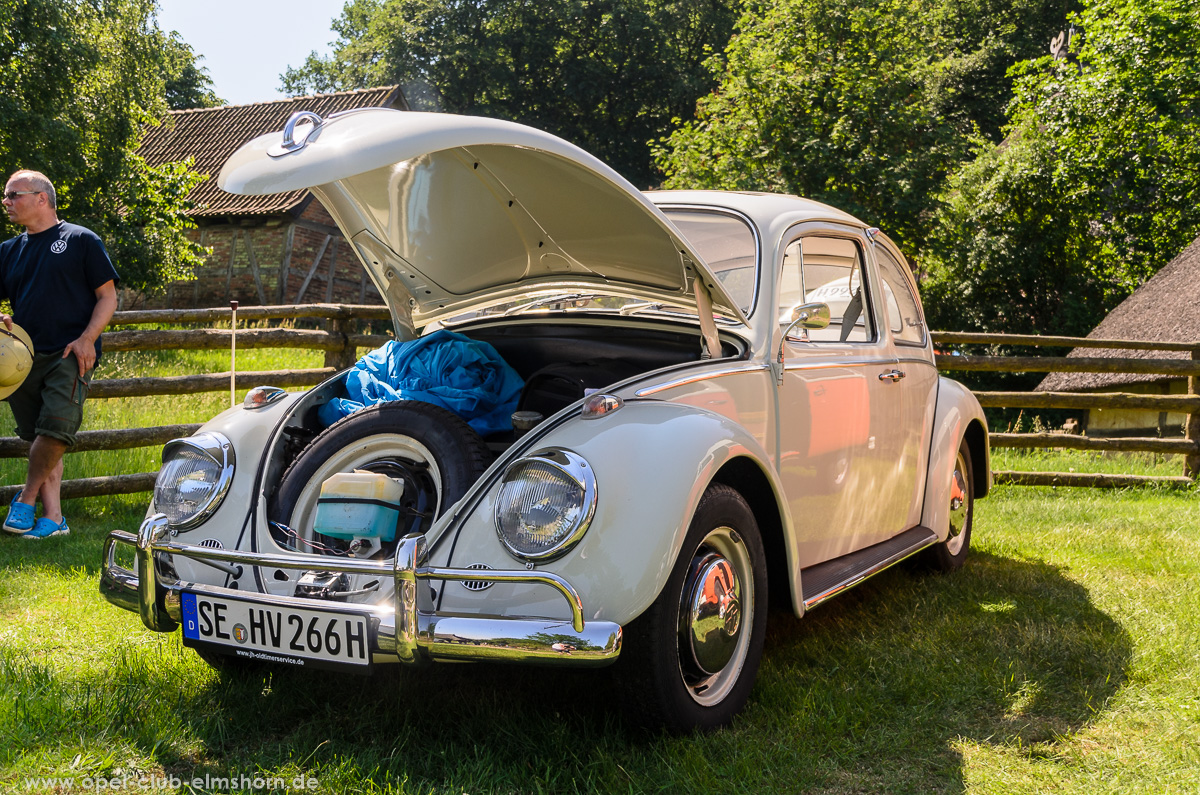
[158,31,223,110]
[923,0,1200,337]
[657,0,969,255]
[655,0,1072,257]
[0,0,207,294]
[282,0,742,187]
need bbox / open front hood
[219,108,747,334]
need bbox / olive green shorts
[5,351,93,447]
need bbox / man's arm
[63,279,117,376]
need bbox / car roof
[648,190,868,236]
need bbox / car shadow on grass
[95,549,1128,794]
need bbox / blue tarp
[316,329,524,436]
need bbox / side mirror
[783,302,830,341]
[775,302,830,386]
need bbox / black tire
[616,483,768,733]
[921,437,973,572]
[270,401,492,545]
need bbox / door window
[780,235,874,343]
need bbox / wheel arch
[921,377,991,540]
[963,417,991,499]
[710,457,791,613]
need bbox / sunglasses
[3,191,40,201]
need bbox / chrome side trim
[782,357,896,372]
[635,363,770,397]
[101,517,620,667]
[895,356,936,367]
[802,531,937,611]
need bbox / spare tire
[270,401,492,549]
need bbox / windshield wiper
[502,293,599,316]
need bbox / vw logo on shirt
[50,240,67,254]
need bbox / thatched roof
[139,86,406,218]
[1038,236,1200,391]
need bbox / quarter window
[874,245,926,346]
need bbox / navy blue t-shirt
[0,221,119,357]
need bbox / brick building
[132,87,407,309]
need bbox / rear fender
[921,377,990,540]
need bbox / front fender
[920,377,990,541]
[433,399,783,627]
[148,391,305,573]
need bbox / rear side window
[874,245,926,346]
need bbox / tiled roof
[140,86,405,218]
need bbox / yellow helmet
[0,324,34,400]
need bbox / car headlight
[495,449,597,562]
[153,432,235,530]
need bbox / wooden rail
[0,307,1195,498]
[932,330,1200,487]
[935,353,1200,377]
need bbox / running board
[800,526,938,610]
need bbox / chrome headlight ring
[494,449,597,563]
[152,431,235,531]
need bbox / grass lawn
[0,350,1196,792]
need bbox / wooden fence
[0,304,391,503]
[932,331,1200,489]
[0,306,1195,502]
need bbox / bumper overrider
[101,514,622,667]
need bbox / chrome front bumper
[101,514,621,666]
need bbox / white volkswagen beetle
[101,108,989,733]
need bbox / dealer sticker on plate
[180,591,373,673]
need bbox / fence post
[1186,346,1200,480]
[323,311,358,370]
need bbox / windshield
[662,209,758,317]
[437,207,758,327]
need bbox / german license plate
[180,591,372,673]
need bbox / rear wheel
[922,438,973,571]
[617,483,767,732]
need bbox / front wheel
[617,483,767,733]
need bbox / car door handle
[878,369,905,382]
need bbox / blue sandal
[3,491,35,534]
[24,517,69,539]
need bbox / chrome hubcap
[677,526,752,706]
[946,450,969,556]
[685,552,742,674]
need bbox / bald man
[0,170,118,539]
